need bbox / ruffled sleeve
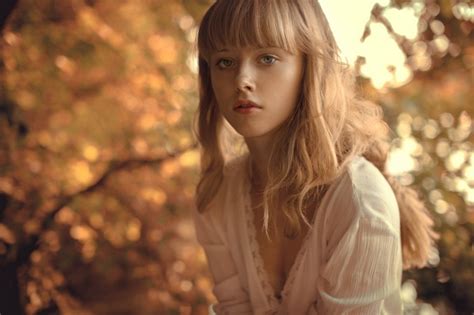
[193,206,253,315]
[316,215,402,314]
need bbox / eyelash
[215,55,277,69]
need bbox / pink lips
[233,99,262,114]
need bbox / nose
[236,63,255,92]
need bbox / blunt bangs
[198,0,304,61]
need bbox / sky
[319,0,421,89]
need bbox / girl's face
[209,46,304,140]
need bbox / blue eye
[261,55,277,64]
[216,58,233,68]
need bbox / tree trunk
[0,262,24,315]
[1,2,24,314]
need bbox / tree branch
[16,142,199,266]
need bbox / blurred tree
[1,1,25,314]
[1,0,203,313]
[0,0,472,314]
[357,0,473,313]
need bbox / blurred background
[0,0,472,314]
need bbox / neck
[245,133,277,190]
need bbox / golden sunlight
[320,0,420,89]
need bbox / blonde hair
[194,0,437,269]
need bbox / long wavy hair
[194,0,437,269]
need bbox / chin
[237,128,277,140]
[226,120,282,140]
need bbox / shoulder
[347,155,400,233]
[321,156,400,236]
[320,156,401,256]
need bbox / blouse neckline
[241,154,347,309]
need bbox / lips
[233,99,261,110]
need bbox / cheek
[210,73,229,99]
[265,65,302,94]
[284,69,303,100]
[268,75,301,104]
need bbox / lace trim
[244,191,281,309]
[242,154,321,306]
[245,189,320,305]
[281,208,317,299]
[242,153,354,310]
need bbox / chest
[251,194,311,297]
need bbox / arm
[193,208,253,315]
[315,216,402,315]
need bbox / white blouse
[193,154,403,314]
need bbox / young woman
[192,1,437,314]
